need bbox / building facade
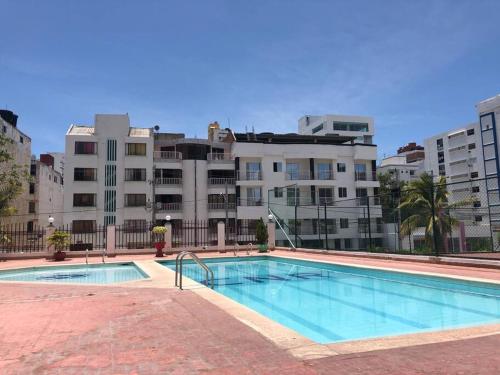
[64,114,380,250]
[0,110,32,226]
[298,114,374,144]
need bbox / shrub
[255,218,268,245]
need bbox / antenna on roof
[245,125,248,133]
[252,125,255,133]
[227,117,231,129]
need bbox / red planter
[155,242,165,257]
[53,251,66,261]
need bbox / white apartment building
[0,110,32,226]
[298,114,374,144]
[64,114,381,250]
[476,94,500,226]
[378,155,424,182]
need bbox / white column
[106,225,115,254]
[44,225,56,254]
[164,222,172,253]
[267,221,275,250]
[217,221,225,251]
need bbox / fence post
[44,225,56,256]
[366,195,372,249]
[106,225,115,255]
[165,221,172,253]
[430,182,439,257]
[324,204,328,250]
[217,221,225,252]
[267,220,275,250]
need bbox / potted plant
[152,226,167,257]
[47,230,70,261]
[255,217,269,253]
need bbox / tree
[377,170,406,222]
[398,172,472,253]
[0,133,30,219]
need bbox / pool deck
[1,250,500,374]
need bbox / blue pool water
[161,256,500,343]
[0,263,147,284]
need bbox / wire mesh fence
[268,175,500,259]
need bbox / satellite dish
[154,125,160,131]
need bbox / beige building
[0,110,32,226]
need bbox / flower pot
[53,250,66,261]
[257,244,268,253]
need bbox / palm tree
[398,173,473,254]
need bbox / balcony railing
[237,171,262,181]
[314,171,335,180]
[153,151,182,161]
[155,177,182,185]
[208,177,236,185]
[155,202,182,211]
[237,198,263,206]
[207,202,236,210]
[286,197,335,206]
[285,171,312,180]
[207,153,234,161]
[355,171,377,181]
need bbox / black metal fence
[227,219,258,245]
[115,222,154,249]
[268,175,500,259]
[172,220,217,248]
[0,223,45,253]
[56,224,107,251]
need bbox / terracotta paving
[1,251,500,374]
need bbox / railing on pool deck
[175,251,214,290]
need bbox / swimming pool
[0,262,148,284]
[160,256,500,343]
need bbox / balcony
[237,198,263,206]
[207,202,236,210]
[355,171,377,181]
[356,197,381,206]
[314,171,335,180]
[286,197,335,206]
[156,202,182,211]
[237,171,262,181]
[208,177,236,186]
[155,177,182,185]
[207,153,234,161]
[153,151,182,161]
[285,171,311,181]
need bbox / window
[340,218,349,229]
[317,163,332,180]
[125,168,147,181]
[28,201,35,213]
[333,122,368,132]
[30,164,37,176]
[124,219,147,233]
[273,162,282,172]
[472,186,480,193]
[29,183,35,194]
[73,193,96,207]
[338,187,347,198]
[356,188,368,205]
[410,170,415,176]
[354,164,367,180]
[318,188,334,205]
[287,187,298,206]
[438,164,446,176]
[54,176,58,183]
[475,215,482,222]
[319,219,336,234]
[436,138,443,149]
[337,162,346,172]
[72,220,96,233]
[125,143,147,156]
[74,168,97,181]
[75,141,97,155]
[125,194,147,207]
[2,125,6,133]
[286,163,300,180]
[245,162,261,180]
[468,143,476,150]
[274,187,283,198]
[438,151,445,163]
[467,128,475,136]
[247,187,262,206]
[473,200,481,208]
[471,171,478,179]
[27,221,34,233]
[19,136,24,144]
[344,238,352,249]
[312,123,324,134]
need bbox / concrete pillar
[267,221,275,250]
[164,222,172,254]
[217,221,226,252]
[44,225,56,253]
[106,225,115,255]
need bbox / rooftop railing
[156,202,182,211]
[153,151,182,161]
[207,153,234,161]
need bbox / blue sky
[1,0,500,159]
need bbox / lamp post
[268,214,273,222]
[48,216,54,227]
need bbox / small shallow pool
[160,256,500,344]
[0,263,147,284]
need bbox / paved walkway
[1,251,500,374]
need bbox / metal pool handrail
[175,251,214,290]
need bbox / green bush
[255,218,268,245]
